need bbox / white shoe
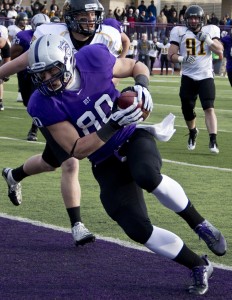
[72,222,95,246]
[187,128,199,150]
[2,168,22,206]
[16,92,23,102]
[209,141,219,154]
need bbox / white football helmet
[31,13,51,30]
[28,34,74,96]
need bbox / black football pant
[92,129,163,244]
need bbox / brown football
[117,91,150,121]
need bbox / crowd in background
[0,0,63,26]
[0,0,231,40]
[105,1,232,76]
[0,0,231,77]
[105,1,232,41]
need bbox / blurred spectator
[167,5,177,23]
[137,32,151,68]
[179,14,185,25]
[114,7,125,22]
[156,10,167,41]
[209,13,219,25]
[122,15,129,35]
[49,9,55,18]
[6,4,17,25]
[133,8,140,39]
[147,0,157,19]
[31,0,46,16]
[105,9,115,19]
[137,0,146,14]
[179,5,187,22]
[168,10,178,26]
[219,15,227,25]
[126,8,135,35]
[205,14,211,25]
[225,14,232,25]
[50,0,59,12]
[0,3,7,25]
[138,10,147,39]
[146,11,156,40]
[160,5,169,18]
[25,6,33,18]
[42,8,49,16]
[128,1,136,13]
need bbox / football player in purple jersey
[1,0,130,246]
[27,34,226,296]
[221,32,232,87]
[11,13,50,141]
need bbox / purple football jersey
[102,18,122,33]
[15,29,33,52]
[221,35,232,72]
[28,44,136,164]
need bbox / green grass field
[0,75,231,267]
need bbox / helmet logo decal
[58,40,72,57]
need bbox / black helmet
[184,5,205,31]
[50,16,61,23]
[15,12,28,27]
[63,0,104,36]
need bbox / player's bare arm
[0,51,28,79]
[210,39,224,59]
[113,58,150,79]
[46,121,105,160]
[167,44,179,63]
[119,32,130,58]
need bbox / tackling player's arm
[119,32,130,58]
[113,57,150,79]
[0,50,28,79]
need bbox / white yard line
[1,136,232,172]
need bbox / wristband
[135,74,149,89]
[70,138,79,157]
[178,56,184,63]
[96,120,120,142]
